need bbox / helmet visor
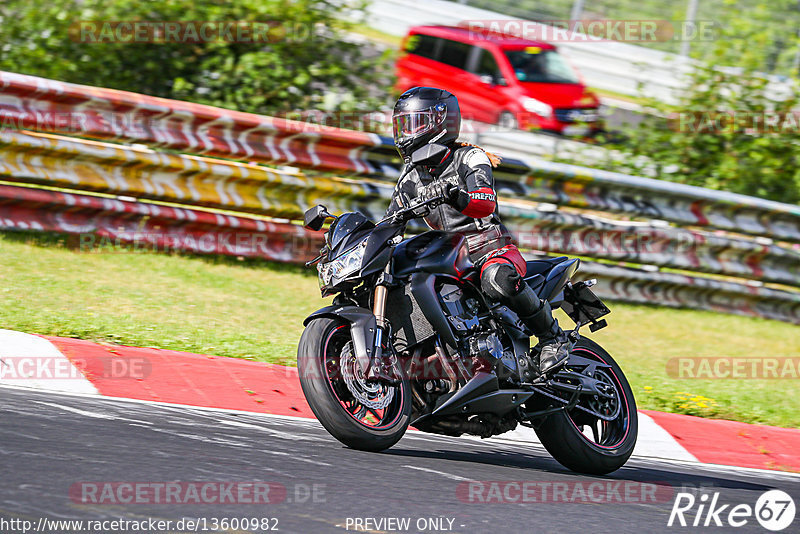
[392,104,447,145]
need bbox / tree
[0,0,392,116]
[605,2,800,203]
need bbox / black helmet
[392,87,460,159]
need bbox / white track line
[402,465,471,481]
[3,381,798,481]
[0,327,793,480]
[0,330,97,395]
[33,400,152,425]
[0,331,697,464]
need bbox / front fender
[303,305,376,374]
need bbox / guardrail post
[680,0,700,57]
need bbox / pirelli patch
[469,191,496,201]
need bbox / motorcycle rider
[386,86,570,376]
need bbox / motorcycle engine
[468,333,503,364]
[439,283,505,371]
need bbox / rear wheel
[534,337,637,474]
[298,318,411,451]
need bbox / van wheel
[498,111,518,130]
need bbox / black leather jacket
[385,144,513,260]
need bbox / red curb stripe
[44,336,314,419]
[642,410,800,472]
[41,335,800,472]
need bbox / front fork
[365,262,400,383]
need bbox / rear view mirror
[303,205,333,231]
[410,143,449,166]
[479,74,506,86]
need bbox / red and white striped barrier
[0,183,323,262]
[1,71,799,322]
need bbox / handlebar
[373,162,461,225]
[377,193,448,226]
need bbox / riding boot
[516,295,570,375]
[482,262,570,376]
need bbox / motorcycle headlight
[521,97,553,118]
[317,237,369,288]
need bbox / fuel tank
[391,231,473,278]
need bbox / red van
[395,25,602,135]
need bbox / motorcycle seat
[524,256,570,278]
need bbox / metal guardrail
[2,71,799,244]
[0,71,384,174]
[459,127,626,171]
[0,183,322,262]
[366,148,800,244]
[0,71,798,323]
[2,129,798,286]
[2,180,798,324]
[573,262,800,324]
[0,130,394,220]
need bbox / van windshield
[503,48,579,84]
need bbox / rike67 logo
[668,490,795,531]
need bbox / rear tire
[535,337,637,475]
[298,318,411,452]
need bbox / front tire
[298,318,411,452]
[535,337,637,475]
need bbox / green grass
[1,231,798,428]
[0,232,325,366]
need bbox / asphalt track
[1,386,798,534]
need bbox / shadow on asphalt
[378,446,773,493]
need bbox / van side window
[404,34,439,60]
[473,48,501,79]
[439,39,471,70]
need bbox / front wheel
[297,318,411,451]
[534,337,638,475]
[498,110,519,130]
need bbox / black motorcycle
[297,144,637,475]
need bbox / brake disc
[340,342,395,410]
